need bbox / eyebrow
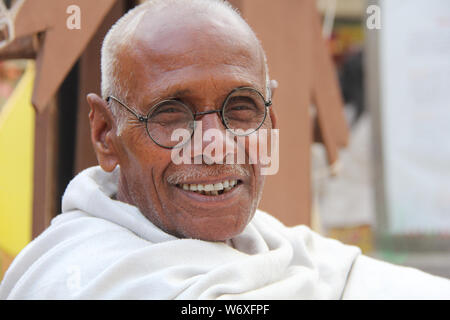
[152,88,192,102]
[168,88,192,98]
[139,88,191,112]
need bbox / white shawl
[1,166,449,299]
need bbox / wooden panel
[74,0,128,173]
[32,99,58,239]
[238,0,347,227]
[311,2,349,151]
[241,0,314,226]
[10,0,116,112]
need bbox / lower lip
[173,183,243,205]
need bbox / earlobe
[269,108,278,130]
[87,93,119,172]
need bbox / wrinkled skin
[87,5,278,241]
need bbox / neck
[115,173,134,207]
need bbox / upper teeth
[181,180,237,192]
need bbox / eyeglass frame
[106,86,273,149]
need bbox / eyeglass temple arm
[106,95,147,122]
[266,85,273,107]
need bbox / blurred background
[0,0,449,281]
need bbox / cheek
[118,128,174,189]
[117,129,179,229]
[121,128,160,162]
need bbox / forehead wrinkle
[128,3,262,70]
[130,34,260,75]
[141,76,263,112]
[118,41,264,109]
[149,51,257,73]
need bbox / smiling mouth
[176,179,241,196]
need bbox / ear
[269,106,278,130]
[268,79,278,129]
[87,93,119,172]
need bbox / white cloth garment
[1,166,449,299]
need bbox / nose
[191,112,237,165]
[196,110,224,131]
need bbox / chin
[177,206,256,242]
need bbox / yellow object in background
[0,62,35,273]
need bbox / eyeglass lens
[146,87,267,148]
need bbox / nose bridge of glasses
[193,108,225,129]
[194,109,222,118]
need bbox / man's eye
[226,102,259,114]
[154,107,183,115]
[162,108,179,114]
[149,102,193,127]
[230,105,253,111]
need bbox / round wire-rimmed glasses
[106,86,272,149]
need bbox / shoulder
[252,209,361,285]
[253,209,360,257]
[342,254,450,299]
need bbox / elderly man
[1,0,450,300]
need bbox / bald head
[101,0,270,113]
